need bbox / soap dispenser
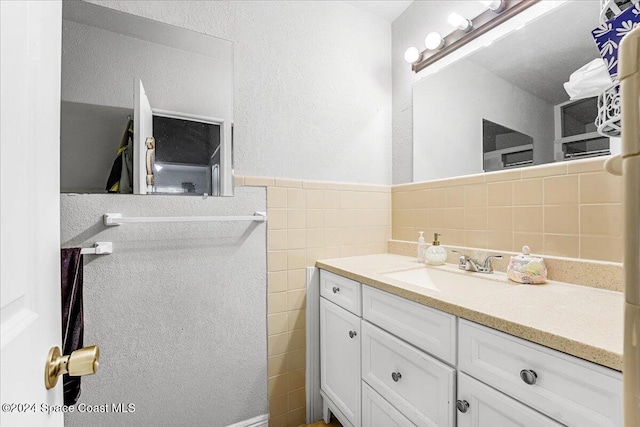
[417,231,427,263]
[425,233,447,265]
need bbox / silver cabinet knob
[348,330,357,338]
[332,286,340,293]
[391,372,402,382]
[520,369,537,385]
[456,400,470,413]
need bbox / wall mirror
[60,1,234,196]
[413,0,616,182]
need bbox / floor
[304,420,343,427]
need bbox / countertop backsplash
[388,239,623,292]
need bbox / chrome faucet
[452,250,502,273]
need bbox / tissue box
[591,3,640,79]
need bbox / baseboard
[305,267,323,424]
[226,413,268,427]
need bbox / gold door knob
[44,345,100,390]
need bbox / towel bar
[80,242,113,255]
[103,212,267,226]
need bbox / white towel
[563,58,613,100]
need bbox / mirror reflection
[482,119,534,172]
[60,1,234,196]
[413,1,612,182]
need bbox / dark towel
[60,248,84,405]
[106,119,134,193]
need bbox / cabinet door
[321,297,361,427]
[134,78,153,194]
[457,373,562,427]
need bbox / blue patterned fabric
[592,3,640,78]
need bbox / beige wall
[392,157,623,263]
[238,176,391,427]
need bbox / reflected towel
[60,248,84,405]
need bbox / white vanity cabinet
[320,272,362,427]
[318,269,623,427]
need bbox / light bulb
[424,32,445,50]
[480,0,505,12]
[448,12,472,32]
[404,47,421,64]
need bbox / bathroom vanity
[316,254,623,427]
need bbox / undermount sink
[381,267,515,295]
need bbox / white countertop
[317,253,624,371]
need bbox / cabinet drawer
[362,381,414,427]
[457,372,562,427]
[321,298,361,427]
[458,320,622,427]
[362,285,456,365]
[361,321,455,427]
[320,270,361,316]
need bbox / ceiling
[343,0,413,22]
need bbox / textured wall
[392,1,485,184]
[86,0,392,185]
[61,188,267,427]
[61,19,232,118]
[60,102,131,193]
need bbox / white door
[457,373,562,427]
[134,78,153,194]
[0,1,64,426]
[320,297,361,427]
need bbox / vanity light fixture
[409,0,540,73]
[480,0,506,13]
[424,32,445,50]
[448,12,472,32]
[404,46,422,64]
